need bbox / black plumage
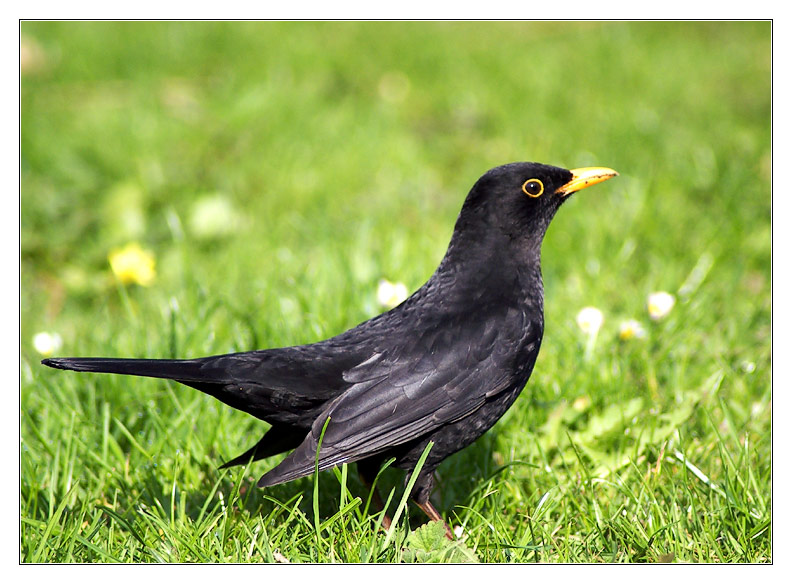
[42,162,617,535]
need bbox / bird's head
[449,162,618,261]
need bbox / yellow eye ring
[522,178,544,198]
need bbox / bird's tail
[41,357,214,384]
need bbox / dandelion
[647,291,675,320]
[572,395,591,411]
[32,331,62,357]
[108,242,156,286]
[576,306,604,336]
[377,279,408,309]
[619,319,647,340]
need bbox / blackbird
[42,162,617,536]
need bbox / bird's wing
[257,305,538,487]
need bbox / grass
[21,21,771,563]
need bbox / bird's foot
[416,500,454,540]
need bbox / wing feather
[258,306,535,487]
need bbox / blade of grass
[30,482,79,562]
[313,416,332,545]
[380,441,433,553]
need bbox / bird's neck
[432,226,545,315]
[442,222,544,277]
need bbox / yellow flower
[32,331,62,356]
[108,242,156,286]
[576,306,604,336]
[376,279,408,309]
[619,319,647,340]
[572,395,592,411]
[647,291,675,320]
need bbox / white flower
[453,524,465,539]
[376,279,408,309]
[33,332,62,357]
[576,307,604,336]
[188,193,241,240]
[647,291,675,320]
[21,35,47,74]
[619,319,647,340]
[272,550,290,563]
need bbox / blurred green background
[21,22,771,562]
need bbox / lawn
[20,21,771,563]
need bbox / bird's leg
[415,500,454,540]
[410,470,454,539]
[358,463,392,531]
[369,487,392,531]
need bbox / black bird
[42,162,617,536]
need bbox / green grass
[21,21,771,563]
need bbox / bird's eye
[522,179,544,198]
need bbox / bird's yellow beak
[556,167,619,196]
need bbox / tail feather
[41,357,218,384]
[219,424,306,469]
